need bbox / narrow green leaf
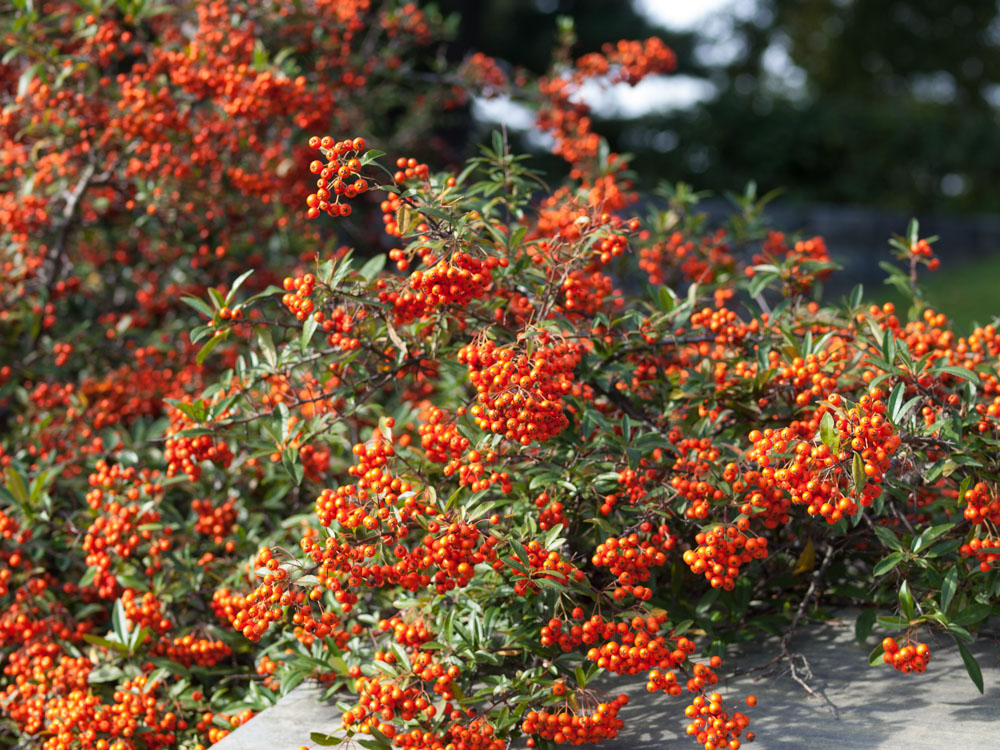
[226,269,255,305]
[196,334,223,365]
[853,452,867,494]
[181,295,217,319]
[951,603,991,627]
[819,411,837,451]
[873,525,904,552]
[300,314,318,354]
[956,640,984,693]
[887,382,905,423]
[873,552,904,577]
[940,567,958,613]
[256,327,277,369]
[898,580,915,622]
[358,253,386,282]
[855,608,876,644]
[4,468,29,506]
[868,644,885,666]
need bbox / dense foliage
[2,3,997,750]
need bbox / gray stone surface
[213,613,998,749]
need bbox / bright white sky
[635,0,738,30]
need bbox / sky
[635,0,740,30]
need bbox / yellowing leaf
[793,538,815,575]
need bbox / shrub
[1,3,994,750]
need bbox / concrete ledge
[212,613,998,749]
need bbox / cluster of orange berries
[682,526,768,591]
[910,238,940,270]
[280,272,317,322]
[417,407,509,492]
[378,615,433,647]
[583,613,688,675]
[535,492,568,530]
[839,389,901,503]
[305,135,370,219]
[881,637,930,673]
[459,336,582,445]
[191,497,237,544]
[163,417,233,482]
[638,229,733,287]
[683,692,754,750]
[121,589,173,635]
[499,540,585,595]
[342,673,437,737]
[308,518,498,600]
[521,694,629,746]
[387,252,505,323]
[960,535,1000,572]
[315,429,413,529]
[689,307,753,346]
[591,529,674,600]
[82,500,169,599]
[227,548,291,641]
[150,634,231,668]
[669,437,725,520]
[961,481,1000,525]
[392,719,504,750]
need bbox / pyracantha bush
[1,2,996,750]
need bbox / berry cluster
[682,526,768,591]
[459,335,582,445]
[305,135,371,219]
[960,535,1000,572]
[881,637,930,673]
[385,252,504,323]
[150,634,231,668]
[163,409,234,481]
[535,492,568,530]
[191,497,237,544]
[377,615,433,647]
[521,694,629,746]
[591,530,674,600]
[961,481,1000,525]
[683,692,754,750]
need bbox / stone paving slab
[213,613,998,749]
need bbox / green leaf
[868,644,885,666]
[310,731,344,746]
[855,608,876,644]
[950,603,991,627]
[956,640,984,693]
[853,452,867,494]
[196,334,223,365]
[887,382,905,423]
[912,523,954,553]
[876,615,908,630]
[226,269,255,305]
[112,598,129,642]
[4,468,29,506]
[256,327,277,369]
[898,580,915,621]
[940,567,958,613]
[873,552,904,577]
[873,525,904,552]
[358,254,386,282]
[301,314,318,354]
[181,295,217,319]
[937,366,979,383]
[819,412,837,451]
